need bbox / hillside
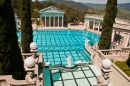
[82,3,130,20]
[118,3,130,11]
[52,0,91,12]
[83,3,130,11]
[82,3,106,7]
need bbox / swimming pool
[17,30,100,66]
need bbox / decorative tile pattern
[50,66,97,86]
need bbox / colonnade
[84,19,130,49]
[84,19,102,32]
[40,16,64,27]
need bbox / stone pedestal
[97,59,112,86]
[97,67,112,86]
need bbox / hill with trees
[118,3,130,11]
[83,3,130,11]
[11,0,130,23]
[52,0,91,12]
[11,0,89,25]
[83,3,130,20]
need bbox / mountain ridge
[82,3,130,11]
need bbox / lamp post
[97,59,112,86]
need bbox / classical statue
[25,72,37,85]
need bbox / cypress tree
[20,0,33,53]
[0,0,25,79]
[98,0,118,49]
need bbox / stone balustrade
[122,48,130,53]
[100,49,121,56]
[97,48,130,61]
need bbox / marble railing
[122,48,130,53]
[97,48,130,60]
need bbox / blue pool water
[17,30,100,66]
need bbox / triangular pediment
[39,6,64,13]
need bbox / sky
[37,0,130,4]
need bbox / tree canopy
[11,0,87,25]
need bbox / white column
[93,20,95,31]
[53,16,55,27]
[125,33,130,48]
[49,16,51,27]
[87,20,90,29]
[98,21,100,32]
[120,32,124,48]
[58,16,59,27]
[84,21,86,29]
[45,16,46,27]
[111,30,115,42]
[122,32,126,48]
[62,16,63,27]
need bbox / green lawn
[115,61,130,77]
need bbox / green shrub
[115,61,130,77]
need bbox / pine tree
[98,0,118,49]
[0,0,25,80]
[20,0,33,53]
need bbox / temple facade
[39,6,65,27]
